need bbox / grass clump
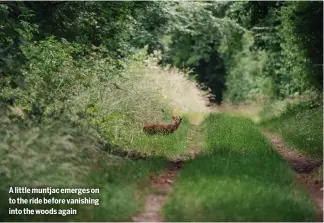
[163,114,317,222]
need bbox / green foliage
[163,114,316,221]
[223,33,271,103]
[1,36,94,117]
[2,1,322,105]
[279,1,323,92]
[161,1,322,104]
[0,3,38,87]
[161,2,250,103]
[21,37,83,107]
[0,1,168,95]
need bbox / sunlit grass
[163,114,317,221]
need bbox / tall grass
[68,49,206,158]
[163,114,317,221]
[1,39,208,220]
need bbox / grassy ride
[1,2,322,221]
[163,113,317,221]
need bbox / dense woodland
[1,1,323,107]
[0,1,323,222]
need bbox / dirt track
[132,161,182,222]
[264,131,323,222]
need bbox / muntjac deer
[143,116,183,135]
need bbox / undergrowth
[0,105,170,221]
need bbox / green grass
[75,157,168,222]
[5,159,167,221]
[1,157,167,222]
[260,106,323,158]
[163,114,317,221]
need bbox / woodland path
[132,160,182,222]
[132,102,323,222]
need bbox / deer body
[143,116,183,135]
